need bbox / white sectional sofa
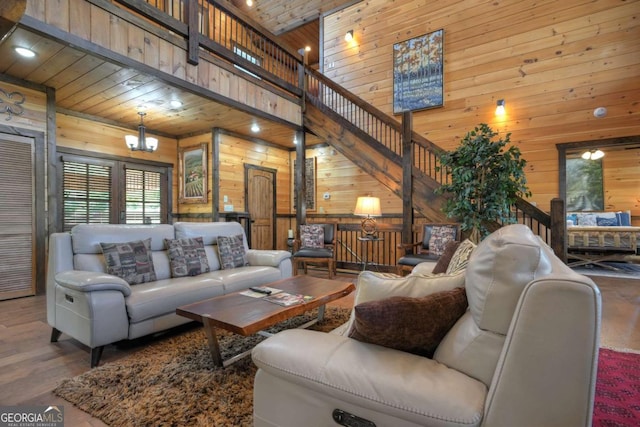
[47,221,292,367]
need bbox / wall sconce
[125,111,158,152]
[495,99,506,116]
[345,30,354,43]
[354,196,382,236]
[581,149,604,160]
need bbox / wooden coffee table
[176,275,355,367]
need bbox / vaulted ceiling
[0,1,360,148]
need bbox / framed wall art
[393,29,444,114]
[179,143,208,204]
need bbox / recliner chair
[252,224,601,427]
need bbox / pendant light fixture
[125,111,158,152]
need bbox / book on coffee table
[263,292,313,306]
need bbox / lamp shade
[354,196,381,217]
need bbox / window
[59,151,171,231]
[233,43,262,79]
[62,157,115,231]
[125,168,162,224]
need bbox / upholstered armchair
[396,223,461,275]
[252,224,602,427]
[292,223,337,279]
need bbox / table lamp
[353,196,382,237]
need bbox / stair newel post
[295,129,306,237]
[401,111,414,248]
[185,0,199,65]
[550,198,567,263]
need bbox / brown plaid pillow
[100,238,156,285]
[300,225,325,248]
[428,225,457,256]
[217,234,249,269]
[165,237,210,277]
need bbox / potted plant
[436,123,531,243]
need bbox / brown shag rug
[54,307,351,426]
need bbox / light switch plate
[224,204,234,212]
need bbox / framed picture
[179,143,208,204]
[293,157,316,211]
[393,29,444,114]
[566,157,604,211]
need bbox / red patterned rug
[593,348,640,426]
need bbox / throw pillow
[576,213,597,226]
[341,269,467,336]
[428,225,457,256]
[100,238,156,285]
[300,224,325,248]
[348,287,468,358]
[217,234,248,269]
[596,216,619,227]
[164,237,210,277]
[431,240,461,274]
[616,211,631,226]
[446,239,477,275]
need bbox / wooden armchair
[396,223,461,275]
[292,224,337,279]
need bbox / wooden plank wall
[0,81,47,133]
[56,113,179,206]
[323,0,640,218]
[23,0,302,126]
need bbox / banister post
[401,111,413,247]
[550,198,566,262]
[186,0,199,65]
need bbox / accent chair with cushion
[252,224,601,427]
[396,222,461,275]
[292,223,337,279]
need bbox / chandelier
[125,111,158,152]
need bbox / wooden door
[246,165,276,249]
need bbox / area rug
[55,309,640,426]
[593,348,640,426]
[54,307,351,427]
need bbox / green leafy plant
[436,123,531,243]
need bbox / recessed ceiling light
[246,0,253,6]
[251,123,260,133]
[169,100,183,109]
[14,47,36,58]
[305,46,311,52]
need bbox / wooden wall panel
[0,81,47,132]
[56,113,179,208]
[177,132,292,217]
[293,146,401,215]
[323,0,640,215]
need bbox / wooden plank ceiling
[0,1,358,148]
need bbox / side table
[358,236,383,271]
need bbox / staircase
[304,68,450,222]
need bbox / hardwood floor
[0,270,637,426]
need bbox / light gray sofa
[47,221,292,367]
[252,224,602,427]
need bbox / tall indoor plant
[436,123,531,243]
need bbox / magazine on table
[263,292,314,307]
[239,286,282,298]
